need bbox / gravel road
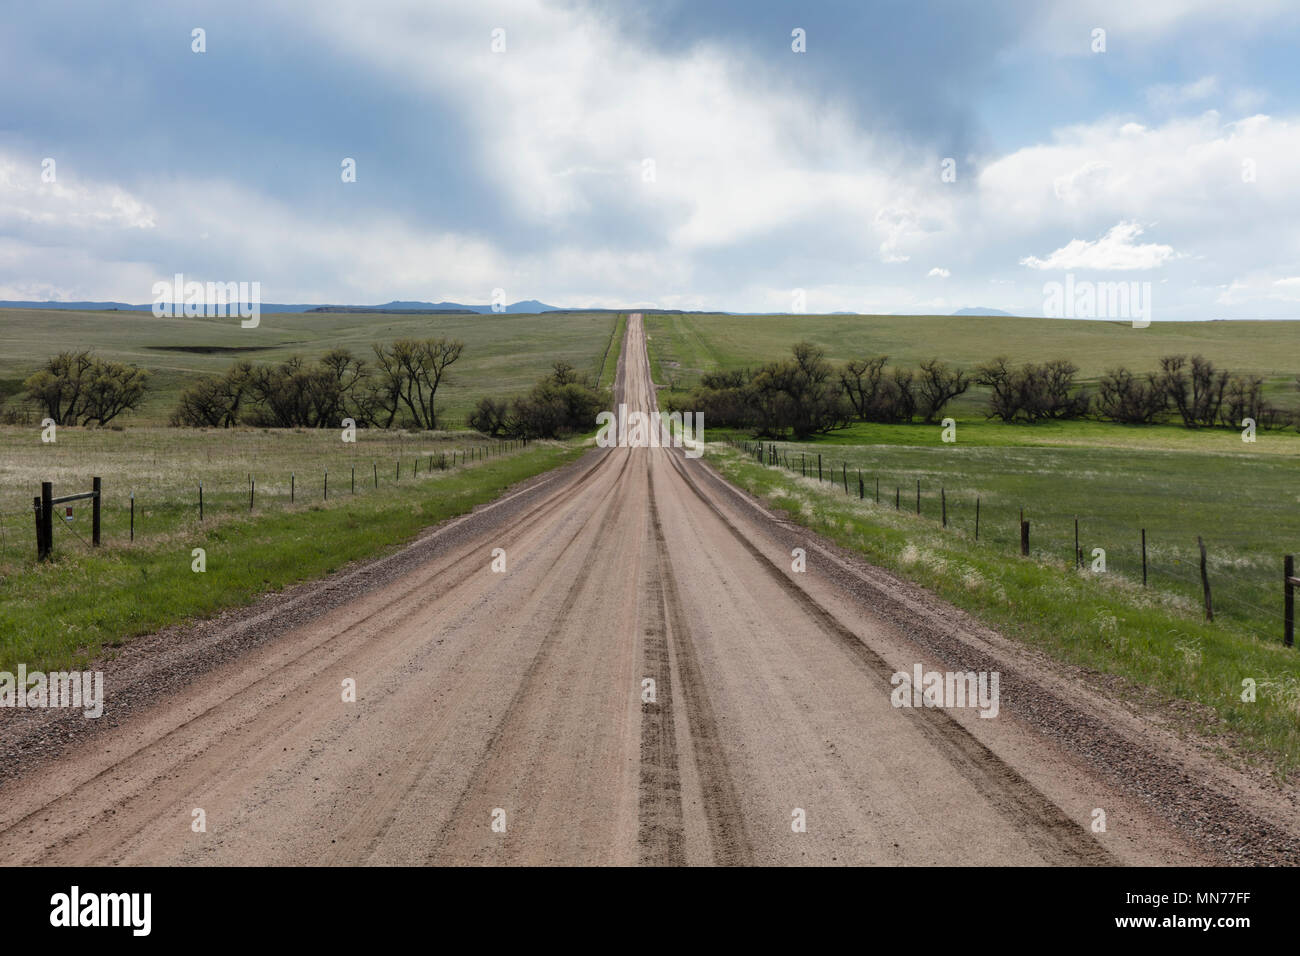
[2,313,1296,865]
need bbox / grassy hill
[0,308,623,427]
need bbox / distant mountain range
[0,299,1027,317]
[0,299,564,314]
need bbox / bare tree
[915,358,969,424]
[1095,367,1165,424]
[839,356,889,421]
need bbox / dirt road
[2,314,1296,865]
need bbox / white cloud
[1020,221,1178,271]
[928,267,950,277]
[0,157,156,231]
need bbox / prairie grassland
[0,308,622,426]
[0,425,586,671]
[0,426,520,558]
[710,443,1300,779]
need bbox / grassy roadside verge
[2,440,586,673]
[707,443,1300,781]
[597,312,628,388]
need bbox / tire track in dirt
[424,451,637,863]
[636,456,687,865]
[646,461,755,866]
[320,454,636,864]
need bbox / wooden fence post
[1198,536,1213,621]
[1142,528,1147,586]
[941,487,947,528]
[818,455,822,482]
[291,472,295,503]
[975,496,980,541]
[199,482,204,522]
[1020,518,1029,556]
[130,491,135,542]
[33,495,46,560]
[915,479,920,515]
[1285,554,1295,648]
[92,477,101,547]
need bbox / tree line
[670,342,1296,438]
[10,341,1295,438]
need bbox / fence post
[1074,516,1079,569]
[352,465,356,494]
[41,481,53,560]
[975,496,980,541]
[858,470,864,500]
[1285,554,1295,648]
[842,463,848,493]
[33,496,45,560]
[941,487,946,528]
[916,479,920,516]
[875,476,879,504]
[291,472,295,504]
[1020,517,1029,556]
[818,455,822,482]
[92,476,101,547]
[1141,529,1147,586]
[325,469,329,501]
[199,481,204,522]
[250,477,255,511]
[895,487,899,510]
[130,491,135,542]
[374,461,378,488]
[1198,536,1213,621]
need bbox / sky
[1,0,1299,319]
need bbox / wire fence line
[2,437,532,563]
[729,438,1295,649]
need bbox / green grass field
[645,312,1300,417]
[0,307,623,427]
[0,425,586,673]
[744,434,1299,647]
